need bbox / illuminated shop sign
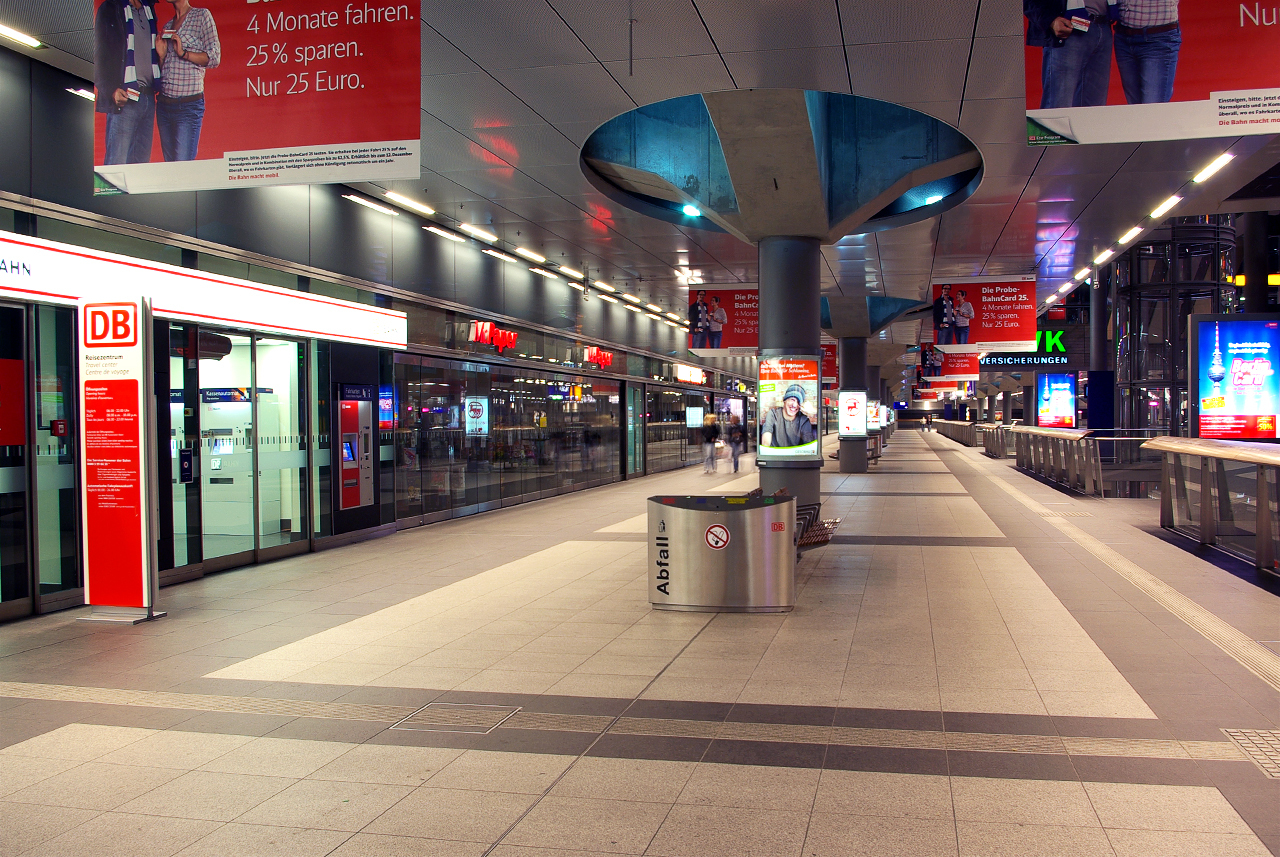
[584,346,614,367]
[675,364,706,385]
[469,320,518,352]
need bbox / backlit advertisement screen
[1037,373,1076,428]
[867,400,881,432]
[931,277,1037,354]
[838,390,866,438]
[758,355,821,462]
[1193,317,1280,439]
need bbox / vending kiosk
[338,385,375,510]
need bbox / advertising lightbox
[685,406,705,429]
[1026,1,1280,145]
[838,390,867,438]
[867,400,882,432]
[757,355,821,462]
[1037,373,1077,428]
[464,396,489,437]
[93,0,420,194]
[688,288,758,356]
[1191,315,1280,439]
[930,276,1037,354]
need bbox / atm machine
[338,385,374,510]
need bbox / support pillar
[838,336,867,473]
[1023,383,1036,425]
[1003,389,1013,423]
[757,236,823,506]
[1087,273,1115,432]
[987,395,997,422]
[1241,211,1270,311]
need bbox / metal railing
[933,420,984,447]
[979,423,1010,458]
[1142,436,1279,575]
[1010,426,1104,495]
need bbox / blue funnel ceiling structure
[582,89,982,246]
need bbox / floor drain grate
[391,702,521,734]
[1223,729,1280,778]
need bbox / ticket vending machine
[338,386,374,510]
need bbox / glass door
[626,385,644,475]
[254,337,308,557]
[199,332,256,567]
[0,305,30,617]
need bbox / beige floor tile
[1105,828,1273,856]
[803,811,959,856]
[1038,690,1156,719]
[6,761,182,811]
[544,673,652,698]
[502,795,669,854]
[839,685,942,710]
[641,676,746,702]
[647,804,809,857]
[286,661,397,686]
[235,778,412,831]
[676,763,819,812]
[0,801,100,856]
[1,724,155,762]
[549,757,694,803]
[734,680,842,707]
[97,730,253,770]
[814,770,953,820]
[1084,783,1255,834]
[116,770,294,821]
[426,751,576,794]
[956,821,1116,856]
[363,786,537,842]
[199,737,355,779]
[374,665,480,688]
[309,744,465,787]
[938,689,1049,715]
[174,822,351,857]
[519,636,611,656]
[951,777,1099,828]
[490,846,630,857]
[23,811,220,857]
[409,647,511,670]
[491,650,593,673]
[453,669,567,695]
[0,755,81,797]
[326,834,488,856]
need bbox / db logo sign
[771,522,785,532]
[468,401,484,418]
[83,302,138,348]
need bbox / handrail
[1142,436,1280,467]
[1009,426,1093,440]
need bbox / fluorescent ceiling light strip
[1045,294,1058,303]
[0,24,40,48]
[624,304,642,312]
[664,320,678,327]
[482,248,517,263]
[342,194,398,216]
[559,266,583,279]
[529,267,559,279]
[66,87,95,101]
[457,223,497,242]
[1193,153,1234,183]
[665,312,681,320]
[622,293,641,303]
[1074,267,1092,281]
[645,312,662,320]
[1150,194,1182,218]
[598,294,619,303]
[1058,284,1072,293]
[570,282,585,291]
[515,247,545,263]
[1118,226,1143,244]
[645,303,663,312]
[1093,249,1115,265]
[593,280,616,292]
[383,191,434,216]
[425,225,464,242]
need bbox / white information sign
[838,390,866,438]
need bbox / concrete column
[1023,383,1036,425]
[838,336,867,473]
[1241,211,1270,311]
[1003,389,1013,423]
[757,236,823,506]
[987,395,998,422]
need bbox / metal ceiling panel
[422,2,596,71]
[697,0,844,52]
[977,0,1026,38]
[421,23,484,77]
[0,2,92,42]
[438,168,555,202]
[958,97,1029,145]
[422,73,548,130]
[37,30,92,63]
[549,0,717,61]
[490,63,636,125]
[460,125,583,169]
[838,0,979,45]
[964,36,1028,101]
[602,55,735,107]
[894,101,962,126]
[979,142,1044,178]
[418,114,524,173]
[721,47,852,93]
[846,41,971,103]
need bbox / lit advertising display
[93,0,420,194]
[757,355,821,461]
[464,396,489,437]
[931,277,1037,354]
[1026,1,1280,145]
[867,400,881,432]
[838,390,866,438]
[1037,373,1077,428]
[1193,316,1280,439]
[687,288,758,356]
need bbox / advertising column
[78,298,164,623]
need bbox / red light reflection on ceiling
[585,200,614,235]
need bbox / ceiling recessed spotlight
[482,248,518,263]
[529,267,559,279]
[0,24,40,48]
[681,204,701,217]
[559,266,584,279]
[425,225,464,242]
[458,223,497,242]
[514,247,546,263]
[1149,195,1182,218]
[1193,153,1234,183]
[1093,249,1115,265]
[342,194,398,216]
[383,191,434,215]
[593,280,616,292]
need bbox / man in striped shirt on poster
[1114,0,1180,103]
[157,0,220,161]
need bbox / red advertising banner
[93,0,420,193]
[0,359,25,445]
[931,276,1037,354]
[1025,0,1280,144]
[688,288,758,355]
[920,345,981,380]
[821,343,838,384]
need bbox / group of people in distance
[700,413,749,474]
[95,0,220,165]
[1026,0,1181,109]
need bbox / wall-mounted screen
[1037,373,1076,428]
[685,406,705,429]
[1191,316,1280,439]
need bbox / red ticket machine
[338,388,374,510]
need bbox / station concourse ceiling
[8,0,1280,374]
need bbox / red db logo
[83,303,137,348]
[771,522,785,532]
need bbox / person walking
[701,413,721,474]
[727,414,747,473]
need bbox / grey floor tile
[501,795,670,853]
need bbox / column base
[839,438,868,473]
[759,465,822,508]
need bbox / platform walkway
[0,432,1277,856]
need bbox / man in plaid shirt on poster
[1114,0,1180,103]
[157,0,220,161]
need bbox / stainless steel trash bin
[647,495,796,612]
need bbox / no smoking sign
[705,524,730,550]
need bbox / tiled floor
[1,431,1277,856]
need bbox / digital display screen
[685,406,705,428]
[342,441,356,462]
[1037,373,1076,428]
[1195,317,1280,439]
